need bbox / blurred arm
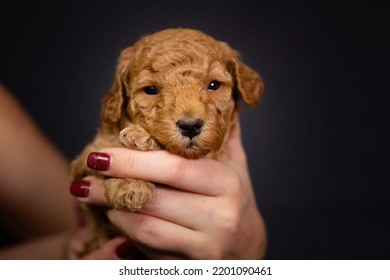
[0,84,75,243]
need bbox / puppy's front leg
[104,178,155,210]
[120,123,160,151]
[106,124,158,210]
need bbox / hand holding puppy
[70,121,267,259]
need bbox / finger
[70,176,108,206]
[138,185,215,230]
[89,148,238,196]
[82,237,127,260]
[107,209,203,258]
[67,226,89,259]
[226,119,247,164]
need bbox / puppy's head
[102,28,264,159]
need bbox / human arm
[0,84,76,258]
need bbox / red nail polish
[116,240,137,259]
[87,152,111,170]
[70,180,91,197]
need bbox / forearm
[0,84,76,239]
[0,232,68,260]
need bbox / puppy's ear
[230,59,264,108]
[221,42,264,108]
[101,47,133,128]
[233,59,264,108]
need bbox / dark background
[1,1,388,259]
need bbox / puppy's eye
[207,81,221,92]
[143,86,159,95]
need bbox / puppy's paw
[104,178,155,211]
[120,124,160,151]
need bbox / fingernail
[70,180,91,197]
[116,240,137,259]
[87,152,111,171]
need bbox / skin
[0,84,267,259]
[0,84,74,259]
[74,120,267,259]
[0,84,125,259]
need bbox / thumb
[82,237,128,260]
[227,119,247,164]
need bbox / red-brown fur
[71,28,264,254]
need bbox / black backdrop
[1,1,388,259]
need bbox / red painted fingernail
[116,240,137,260]
[70,180,91,197]
[87,152,111,170]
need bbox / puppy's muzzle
[176,117,204,139]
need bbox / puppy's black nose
[177,118,204,139]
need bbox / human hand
[70,120,267,259]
